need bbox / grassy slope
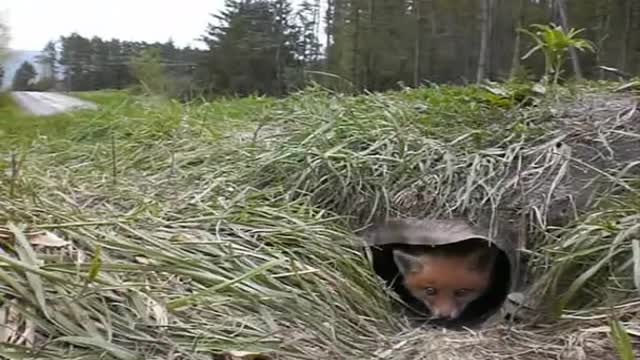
[0,83,638,359]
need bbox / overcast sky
[2,0,228,50]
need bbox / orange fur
[393,245,496,320]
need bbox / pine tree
[59,33,93,90]
[0,18,8,88]
[106,39,129,89]
[32,41,59,90]
[90,37,110,89]
[0,16,8,64]
[200,0,302,96]
[12,61,38,91]
[296,1,322,65]
[326,0,415,91]
[36,41,58,79]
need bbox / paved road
[11,91,98,116]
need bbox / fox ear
[393,250,424,275]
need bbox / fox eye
[454,289,473,297]
[424,287,437,296]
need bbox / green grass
[71,89,132,106]
[0,92,23,117]
[0,90,275,151]
[0,81,638,359]
[0,91,136,149]
[532,191,640,317]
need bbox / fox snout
[427,303,460,320]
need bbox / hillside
[0,82,639,359]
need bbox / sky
[1,0,227,50]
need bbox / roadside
[10,91,98,116]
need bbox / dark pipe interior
[370,239,511,328]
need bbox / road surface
[11,91,98,116]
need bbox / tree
[33,40,59,90]
[89,36,114,89]
[620,0,633,71]
[295,2,322,64]
[200,0,302,96]
[0,14,9,86]
[59,33,94,90]
[0,13,9,63]
[12,61,38,91]
[476,0,492,83]
[129,47,167,95]
[509,0,526,78]
[36,41,58,79]
[106,39,133,89]
[327,0,416,91]
[412,0,423,87]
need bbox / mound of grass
[1,82,639,359]
[242,84,557,226]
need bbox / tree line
[6,0,640,97]
[325,0,640,90]
[11,36,204,96]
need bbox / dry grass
[1,82,640,359]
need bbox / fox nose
[431,309,459,320]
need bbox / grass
[70,89,131,106]
[0,90,275,151]
[533,191,640,317]
[242,83,558,225]
[0,81,639,359]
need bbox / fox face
[393,245,496,320]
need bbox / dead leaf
[0,304,8,342]
[145,295,169,326]
[168,233,192,243]
[532,83,546,94]
[0,301,23,343]
[223,351,272,360]
[0,227,14,245]
[77,248,87,264]
[135,256,151,264]
[15,319,35,346]
[29,231,69,247]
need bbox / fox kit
[393,241,497,320]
